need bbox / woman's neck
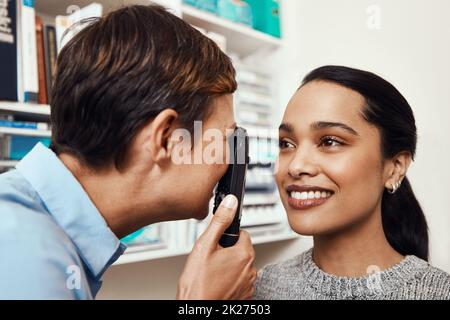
[312,207,404,277]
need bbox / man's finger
[199,194,238,250]
[234,229,253,248]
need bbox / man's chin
[192,207,210,220]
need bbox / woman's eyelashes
[279,139,295,150]
[318,136,345,148]
[278,135,346,150]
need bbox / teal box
[244,0,281,38]
[183,0,218,14]
[218,0,239,22]
[9,136,51,160]
[236,1,253,26]
[218,0,252,26]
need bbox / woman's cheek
[327,158,382,223]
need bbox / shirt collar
[16,143,126,278]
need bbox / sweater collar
[301,248,429,299]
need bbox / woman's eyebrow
[279,123,294,133]
[311,121,359,136]
[278,121,358,136]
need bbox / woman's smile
[286,184,334,210]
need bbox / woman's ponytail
[382,177,429,261]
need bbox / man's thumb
[201,195,238,248]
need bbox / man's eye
[319,136,344,148]
[279,139,295,149]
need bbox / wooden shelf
[181,5,282,57]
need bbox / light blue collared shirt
[0,143,126,299]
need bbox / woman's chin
[285,212,330,236]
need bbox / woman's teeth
[289,190,332,200]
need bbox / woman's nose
[288,148,319,178]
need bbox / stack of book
[0,1,102,105]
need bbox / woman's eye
[279,139,295,149]
[319,136,344,148]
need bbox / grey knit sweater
[254,248,450,300]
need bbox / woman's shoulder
[253,248,312,300]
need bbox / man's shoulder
[1,169,63,238]
[0,169,80,262]
[0,170,86,298]
[0,169,43,211]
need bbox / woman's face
[276,80,389,236]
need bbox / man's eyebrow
[311,121,359,136]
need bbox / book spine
[19,0,38,103]
[0,0,18,101]
[43,25,56,102]
[35,15,47,104]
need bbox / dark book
[43,25,57,102]
[0,0,18,101]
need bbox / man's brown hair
[50,4,237,168]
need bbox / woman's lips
[285,186,334,210]
[287,195,331,210]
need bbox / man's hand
[177,195,257,300]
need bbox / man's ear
[384,151,412,189]
[144,109,179,164]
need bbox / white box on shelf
[55,2,103,53]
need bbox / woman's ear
[384,151,412,189]
[145,109,179,164]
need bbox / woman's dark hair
[301,65,429,261]
[50,5,236,169]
